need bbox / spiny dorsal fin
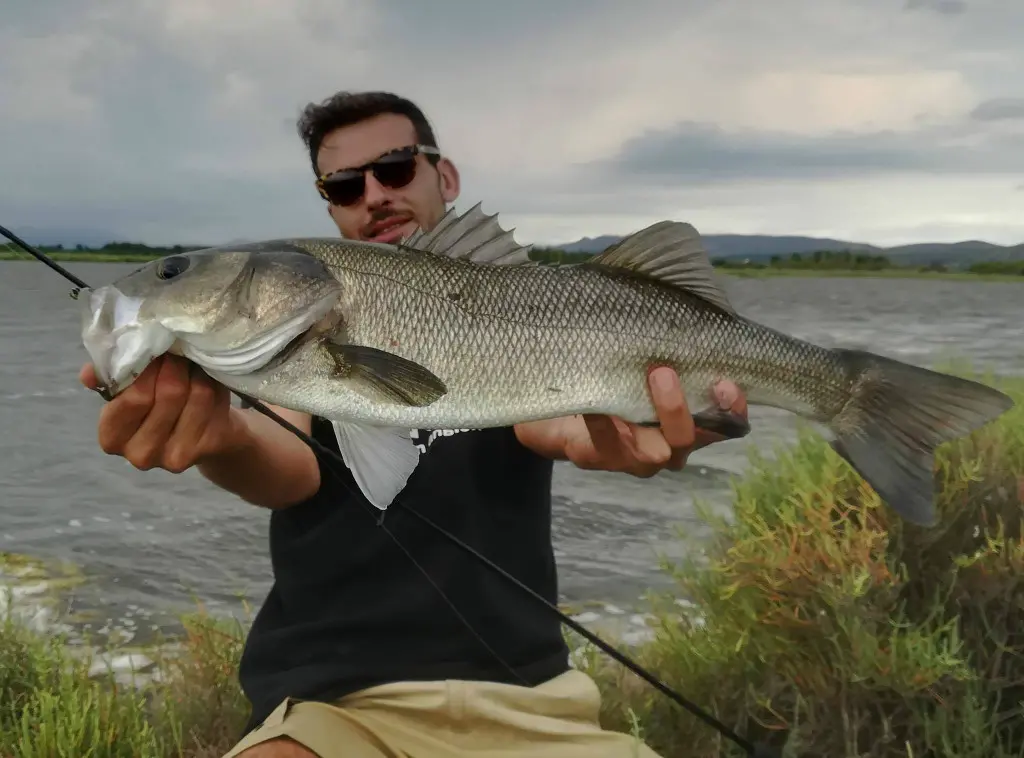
[401,202,534,265]
[586,221,736,315]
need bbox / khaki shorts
[222,669,663,758]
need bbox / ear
[436,157,461,204]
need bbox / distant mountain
[560,235,631,254]
[559,233,880,257]
[10,224,1023,270]
[882,241,1024,266]
[555,233,1024,268]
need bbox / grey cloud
[904,0,968,15]
[970,97,1024,121]
[3,0,1024,246]
[588,118,1024,185]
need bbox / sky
[2,0,1022,248]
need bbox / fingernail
[652,368,676,395]
[716,383,736,409]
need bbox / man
[79,90,747,758]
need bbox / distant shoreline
[2,251,1021,282]
[0,252,158,263]
[718,267,1022,283]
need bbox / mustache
[370,207,402,224]
[360,208,414,237]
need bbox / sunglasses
[315,144,442,207]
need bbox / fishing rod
[0,225,781,758]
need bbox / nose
[362,171,391,208]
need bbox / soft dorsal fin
[586,220,736,315]
[401,203,534,265]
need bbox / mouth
[365,215,416,244]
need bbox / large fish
[79,204,1013,525]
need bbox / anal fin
[637,407,751,440]
[332,421,420,511]
[691,406,751,439]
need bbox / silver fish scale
[274,242,853,430]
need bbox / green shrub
[0,612,165,757]
[0,606,248,758]
[581,370,1024,757]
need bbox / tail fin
[828,349,1014,527]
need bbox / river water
[0,261,1020,645]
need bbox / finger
[573,414,632,469]
[122,357,191,469]
[628,424,674,470]
[713,379,747,417]
[79,363,98,390]
[583,414,633,450]
[163,365,220,473]
[648,367,696,450]
[96,359,162,454]
[664,446,691,471]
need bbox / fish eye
[156,255,190,281]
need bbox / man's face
[315,113,460,243]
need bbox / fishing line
[0,226,780,758]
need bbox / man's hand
[81,352,319,509]
[514,367,747,478]
[80,354,243,474]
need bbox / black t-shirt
[237,416,571,734]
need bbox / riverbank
[0,251,160,263]
[718,266,1023,282]
[1,365,1021,757]
[2,250,1022,282]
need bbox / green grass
[0,251,161,263]
[1,366,1021,757]
[0,241,200,264]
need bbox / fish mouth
[80,285,177,397]
[80,285,340,397]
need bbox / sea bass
[79,204,1014,525]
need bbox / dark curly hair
[296,90,440,177]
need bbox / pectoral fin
[332,421,421,511]
[326,341,447,407]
